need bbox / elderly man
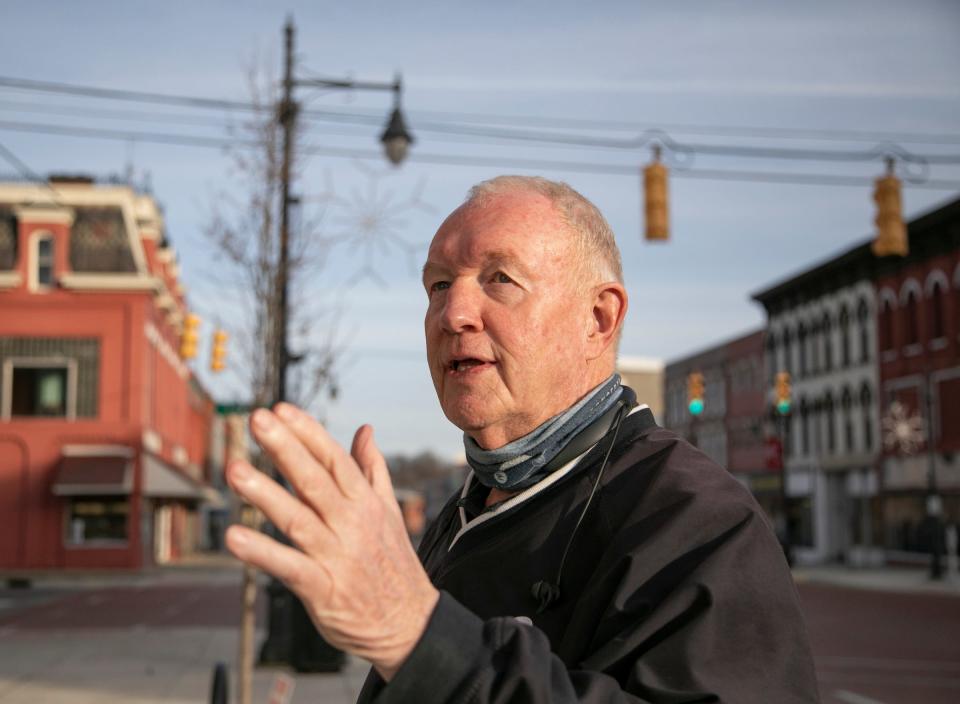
[225,176,820,703]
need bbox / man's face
[423,191,592,449]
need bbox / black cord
[533,402,628,614]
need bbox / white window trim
[28,230,55,292]
[1,356,78,420]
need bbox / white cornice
[156,248,174,263]
[13,205,75,225]
[60,273,161,291]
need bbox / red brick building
[0,177,222,570]
[664,329,778,516]
[874,197,960,557]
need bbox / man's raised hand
[224,403,439,680]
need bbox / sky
[2,0,959,460]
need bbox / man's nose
[439,280,484,333]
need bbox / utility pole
[254,16,413,676]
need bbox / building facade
[0,177,221,570]
[664,330,776,516]
[753,195,960,566]
[873,198,960,561]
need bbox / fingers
[272,403,367,498]
[249,407,344,514]
[351,425,397,508]
[226,524,330,599]
[226,460,333,554]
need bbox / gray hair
[464,175,623,285]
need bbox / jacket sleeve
[364,507,819,704]
[366,591,653,704]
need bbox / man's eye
[430,281,450,293]
[493,272,513,284]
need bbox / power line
[0,140,62,202]
[2,75,960,164]
[3,118,958,191]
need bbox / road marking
[833,690,886,704]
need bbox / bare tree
[205,63,340,411]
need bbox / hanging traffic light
[871,156,908,257]
[687,371,704,416]
[643,144,669,241]
[775,371,792,415]
[211,329,228,372]
[180,313,200,360]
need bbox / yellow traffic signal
[643,145,669,241]
[211,329,228,372]
[687,371,704,416]
[180,313,200,360]
[775,371,791,415]
[871,157,907,257]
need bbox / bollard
[210,662,228,704]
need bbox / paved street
[0,563,957,703]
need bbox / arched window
[838,306,851,367]
[930,281,946,340]
[797,324,807,377]
[810,321,821,375]
[782,328,793,375]
[841,387,853,452]
[905,290,920,345]
[765,333,776,387]
[879,298,894,352]
[824,393,836,453]
[822,313,833,372]
[860,384,874,451]
[800,398,810,455]
[857,298,870,362]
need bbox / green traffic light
[688,399,704,416]
[776,400,791,415]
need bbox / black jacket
[358,407,820,703]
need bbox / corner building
[0,178,221,570]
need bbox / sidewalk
[793,564,960,597]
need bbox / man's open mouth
[450,358,490,372]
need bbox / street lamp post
[259,16,414,672]
[923,371,944,580]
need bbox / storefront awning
[53,455,133,496]
[142,454,206,501]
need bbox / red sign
[764,438,783,470]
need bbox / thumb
[351,424,398,509]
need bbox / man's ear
[586,282,627,360]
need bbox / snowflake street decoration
[882,401,926,455]
[312,163,435,287]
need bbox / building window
[782,328,792,375]
[824,393,836,453]
[800,398,810,455]
[842,388,853,452]
[31,232,55,290]
[930,281,946,340]
[6,363,73,417]
[905,291,920,345]
[839,307,851,366]
[810,322,821,375]
[857,298,871,362]
[797,324,807,377]
[861,384,873,451]
[822,314,833,372]
[66,496,129,544]
[879,299,894,352]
